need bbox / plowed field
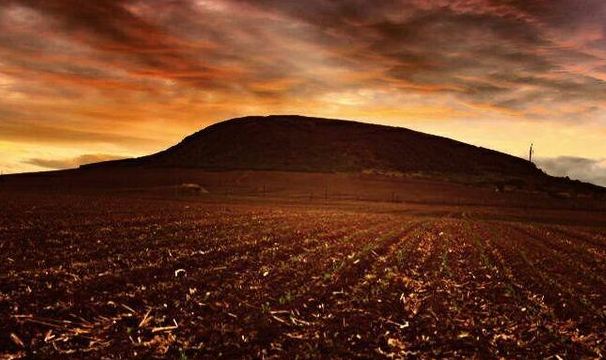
[1,194,605,359]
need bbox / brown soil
[0,173,605,359]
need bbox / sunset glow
[1,0,605,183]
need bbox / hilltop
[3,115,602,202]
[85,115,541,177]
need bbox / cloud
[535,157,606,187]
[0,0,605,173]
[1,0,604,114]
[24,154,125,170]
[0,119,160,146]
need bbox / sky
[1,0,605,185]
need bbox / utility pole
[529,143,534,163]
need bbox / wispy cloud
[536,157,606,187]
[25,154,124,170]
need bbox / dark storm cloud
[0,0,239,91]
[10,0,165,49]
[2,0,605,108]
[536,157,606,187]
[488,0,606,27]
[229,0,606,114]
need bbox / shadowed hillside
[84,115,542,177]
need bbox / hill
[85,115,541,177]
[0,115,598,201]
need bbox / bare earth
[1,173,605,359]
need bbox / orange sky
[1,0,605,183]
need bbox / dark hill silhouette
[84,115,543,178]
